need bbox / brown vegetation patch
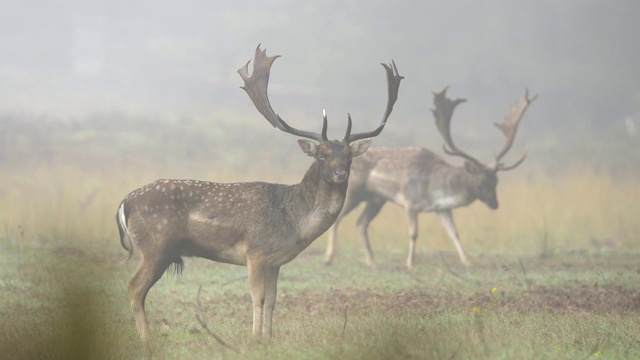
[497,284,640,314]
[270,283,640,318]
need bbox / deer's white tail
[116,202,134,263]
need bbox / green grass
[1,237,639,359]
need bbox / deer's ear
[349,139,372,157]
[297,139,318,157]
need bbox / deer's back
[349,147,456,209]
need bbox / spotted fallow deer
[116,45,403,348]
[324,87,537,268]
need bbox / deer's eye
[317,155,326,161]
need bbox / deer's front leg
[405,207,419,269]
[262,266,281,338]
[247,260,268,339]
[436,209,472,267]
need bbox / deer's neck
[412,164,476,211]
[286,161,347,242]
[446,165,480,203]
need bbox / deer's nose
[487,198,499,210]
[334,169,348,180]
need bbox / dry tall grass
[1,159,638,260]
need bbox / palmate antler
[345,60,403,143]
[491,89,538,171]
[432,87,537,172]
[432,87,484,167]
[238,44,403,143]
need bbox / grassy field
[1,160,639,359]
[0,238,638,359]
[1,119,639,359]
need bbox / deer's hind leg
[128,250,174,348]
[325,192,363,265]
[356,197,386,267]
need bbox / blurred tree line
[0,1,638,176]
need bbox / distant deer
[324,87,537,268]
[116,45,403,349]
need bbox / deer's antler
[491,89,538,171]
[345,60,404,143]
[238,44,328,142]
[239,45,402,144]
[431,87,484,167]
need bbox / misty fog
[1,0,639,171]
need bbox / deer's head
[463,160,499,209]
[432,87,537,210]
[298,137,371,184]
[290,110,376,184]
[238,45,403,185]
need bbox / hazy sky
[1,1,639,145]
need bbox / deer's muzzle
[333,169,349,183]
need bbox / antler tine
[498,145,528,171]
[492,89,538,170]
[321,109,328,141]
[431,87,483,166]
[346,60,404,143]
[342,113,353,142]
[238,44,325,142]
